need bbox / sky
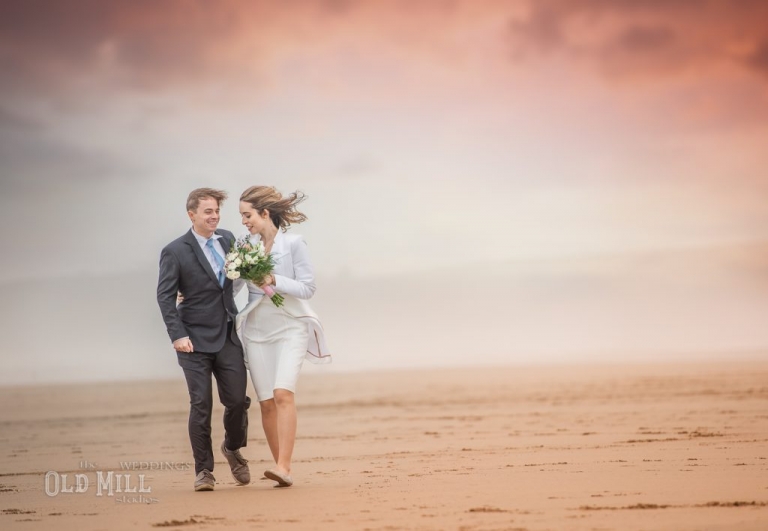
[1,0,767,385]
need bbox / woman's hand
[176,291,184,305]
[257,274,274,289]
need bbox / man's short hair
[186,188,228,212]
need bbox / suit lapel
[184,229,220,287]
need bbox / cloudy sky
[1,0,767,384]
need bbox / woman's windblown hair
[240,186,308,231]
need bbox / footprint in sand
[152,517,201,527]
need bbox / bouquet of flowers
[225,235,284,307]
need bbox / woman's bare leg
[272,388,297,474]
[259,399,279,463]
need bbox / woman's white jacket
[234,230,331,365]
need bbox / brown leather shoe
[220,441,251,485]
[194,469,215,491]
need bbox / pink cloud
[2,1,765,90]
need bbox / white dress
[235,231,331,402]
[243,286,308,400]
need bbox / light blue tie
[206,238,226,287]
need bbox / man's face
[188,197,220,236]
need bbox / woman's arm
[273,237,317,299]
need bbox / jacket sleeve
[232,277,246,300]
[274,237,317,300]
[157,247,188,342]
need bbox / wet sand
[1,362,767,530]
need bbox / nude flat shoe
[264,468,293,487]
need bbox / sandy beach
[1,362,767,530]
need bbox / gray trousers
[177,324,250,474]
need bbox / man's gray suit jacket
[157,228,241,353]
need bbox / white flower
[226,252,238,261]
[234,258,242,266]
[226,270,241,280]
[227,261,237,271]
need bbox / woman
[235,185,331,488]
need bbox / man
[157,188,251,491]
